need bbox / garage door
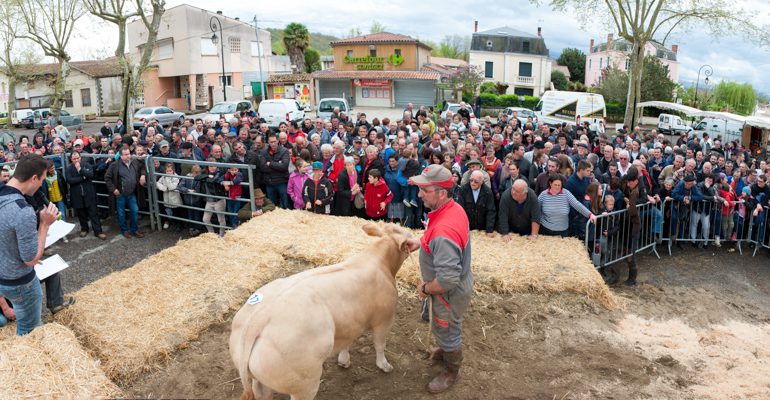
[394,80,435,107]
[319,80,351,102]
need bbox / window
[624,59,630,70]
[589,59,592,70]
[394,49,401,56]
[229,37,241,53]
[81,88,91,107]
[219,75,232,87]
[346,50,353,58]
[201,37,217,55]
[518,62,532,77]
[484,61,493,78]
[599,58,603,68]
[522,41,530,53]
[158,39,173,59]
[64,90,73,108]
[485,40,493,49]
[369,45,377,57]
[250,41,264,56]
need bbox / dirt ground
[124,248,770,400]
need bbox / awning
[636,101,702,116]
[692,110,748,124]
[745,115,770,130]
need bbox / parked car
[440,102,477,124]
[503,107,538,126]
[692,117,743,142]
[657,113,693,135]
[0,112,8,127]
[316,98,351,121]
[257,99,305,129]
[534,91,606,127]
[11,109,33,127]
[22,108,84,130]
[203,100,253,125]
[132,106,186,128]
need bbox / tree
[547,0,770,127]
[346,27,362,38]
[370,21,386,34]
[551,70,569,91]
[283,23,310,74]
[0,0,25,128]
[556,48,586,83]
[480,81,497,95]
[640,56,675,102]
[17,0,86,116]
[304,48,321,73]
[432,35,470,61]
[596,67,629,103]
[448,65,484,100]
[713,81,756,115]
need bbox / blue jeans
[403,185,418,202]
[54,200,67,222]
[0,278,43,335]
[116,193,139,233]
[226,199,241,227]
[266,183,289,209]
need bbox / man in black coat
[66,152,105,239]
[258,134,291,208]
[455,170,496,235]
[498,179,540,240]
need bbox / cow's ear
[362,223,383,237]
[401,237,420,253]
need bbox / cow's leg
[251,380,274,400]
[289,368,322,400]
[337,347,351,368]
[372,323,394,372]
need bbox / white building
[468,26,553,96]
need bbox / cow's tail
[238,310,269,400]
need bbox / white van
[658,113,693,135]
[534,91,606,127]
[316,98,351,121]
[258,99,305,129]
[11,109,33,127]
[203,100,253,124]
[693,117,744,142]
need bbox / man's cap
[410,164,454,188]
[684,175,696,182]
[549,145,562,156]
[466,159,482,167]
[533,140,545,150]
[226,132,237,138]
[312,161,323,170]
[577,142,588,149]
[138,140,149,146]
[73,139,83,146]
[180,142,193,149]
[159,140,169,147]
[353,137,362,143]
[253,188,266,199]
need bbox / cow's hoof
[337,360,351,369]
[377,360,394,373]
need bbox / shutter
[394,80,435,107]
[319,80,350,100]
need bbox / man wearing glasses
[409,165,473,393]
[617,150,633,176]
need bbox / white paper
[35,254,70,280]
[45,220,76,248]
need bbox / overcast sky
[68,0,770,95]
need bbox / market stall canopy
[744,115,770,130]
[692,110,748,124]
[636,101,702,116]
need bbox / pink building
[584,34,679,87]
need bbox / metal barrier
[662,198,752,255]
[751,209,770,256]
[147,156,256,233]
[585,201,660,268]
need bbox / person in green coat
[238,188,276,222]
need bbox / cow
[229,223,421,400]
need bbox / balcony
[516,75,534,85]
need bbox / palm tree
[283,23,310,74]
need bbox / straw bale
[56,234,283,384]
[232,209,619,309]
[0,323,121,399]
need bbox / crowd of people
[1,102,770,327]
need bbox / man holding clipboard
[0,154,71,335]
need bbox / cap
[742,187,752,196]
[73,139,83,146]
[159,140,169,147]
[138,140,149,146]
[226,132,237,138]
[577,142,588,149]
[253,188,266,199]
[312,161,323,170]
[533,140,545,150]
[409,164,453,188]
[549,145,562,156]
[180,142,193,149]
[683,175,696,183]
[466,159,482,167]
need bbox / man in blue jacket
[671,175,703,249]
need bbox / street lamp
[694,64,712,109]
[210,16,227,101]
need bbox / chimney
[671,44,678,53]
[474,21,478,33]
[537,27,542,37]
[589,39,594,53]
[216,10,222,15]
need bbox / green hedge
[606,102,624,118]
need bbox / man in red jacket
[363,169,392,220]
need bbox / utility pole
[253,15,266,104]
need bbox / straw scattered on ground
[0,323,121,400]
[229,209,619,309]
[56,234,283,384]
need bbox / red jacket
[364,179,393,218]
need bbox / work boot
[428,347,444,364]
[624,262,638,286]
[427,349,462,393]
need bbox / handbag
[354,191,365,209]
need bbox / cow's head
[362,223,420,276]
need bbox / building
[127,4,289,111]
[9,58,123,116]
[312,32,439,108]
[584,34,679,87]
[468,26,552,96]
[320,55,334,71]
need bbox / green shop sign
[344,53,405,70]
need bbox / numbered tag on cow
[246,292,263,305]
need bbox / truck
[534,91,606,128]
[657,113,693,135]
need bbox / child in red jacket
[364,169,393,220]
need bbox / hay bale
[0,323,121,399]
[230,209,619,309]
[56,234,283,383]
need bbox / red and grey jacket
[418,200,472,293]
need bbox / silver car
[133,106,185,128]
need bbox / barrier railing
[662,198,753,255]
[751,209,769,256]
[585,201,660,268]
